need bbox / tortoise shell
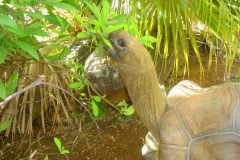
[143,80,240,159]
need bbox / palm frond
[110,0,240,79]
[0,55,75,137]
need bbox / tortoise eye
[118,39,125,47]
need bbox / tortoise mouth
[106,34,122,60]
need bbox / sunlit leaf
[117,100,128,108]
[62,47,70,56]
[121,106,135,116]
[28,22,46,28]
[14,40,39,60]
[91,100,99,117]
[43,2,79,11]
[0,120,12,132]
[139,36,158,43]
[102,0,111,19]
[5,72,18,96]
[77,32,90,39]
[68,82,85,89]
[0,14,19,30]
[0,79,6,100]
[113,14,127,23]
[23,11,44,19]
[102,37,112,50]
[61,150,70,154]
[44,15,69,27]
[25,28,49,37]
[93,96,101,102]
[54,137,62,152]
[139,39,154,49]
[44,155,48,160]
[5,26,26,36]
[105,23,127,34]
[74,14,86,28]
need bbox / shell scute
[160,110,191,146]
[168,82,238,138]
[160,146,188,160]
[189,134,240,159]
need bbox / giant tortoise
[105,30,240,160]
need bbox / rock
[84,50,129,103]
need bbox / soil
[1,54,240,160]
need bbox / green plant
[117,100,135,116]
[0,71,18,100]
[44,155,48,160]
[75,0,157,53]
[0,120,12,132]
[54,137,70,155]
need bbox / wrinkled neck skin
[119,63,166,142]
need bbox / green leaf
[139,36,158,43]
[14,40,39,60]
[83,79,89,85]
[44,15,70,27]
[93,96,101,102]
[105,23,127,34]
[5,72,18,96]
[139,39,154,49]
[0,14,19,30]
[0,120,12,132]
[84,1,101,20]
[28,22,46,28]
[117,100,128,108]
[102,37,112,50]
[0,46,7,64]
[46,54,60,62]
[121,106,135,116]
[5,26,26,36]
[44,155,48,160]
[0,79,6,100]
[61,150,70,154]
[113,14,127,22]
[102,0,111,19]
[44,2,79,11]
[74,14,86,28]
[25,28,49,37]
[77,32,90,39]
[68,82,85,89]
[54,137,62,152]
[62,47,70,56]
[23,11,44,19]
[91,100,99,117]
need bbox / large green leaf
[14,40,39,60]
[0,14,19,30]
[43,1,79,11]
[5,72,18,96]
[25,28,49,37]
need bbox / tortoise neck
[120,64,166,141]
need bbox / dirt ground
[1,53,240,160]
[0,114,148,160]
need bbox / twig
[0,76,43,108]
[40,82,101,138]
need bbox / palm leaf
[108,0,240,79]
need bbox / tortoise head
[106,30,153,74]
